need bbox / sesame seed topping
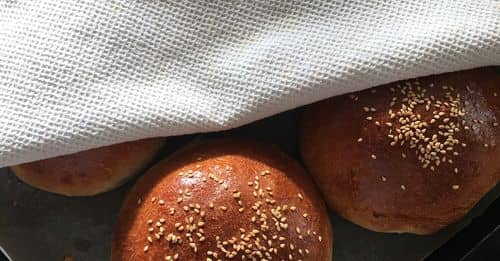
[452,185,460,190]
[371,154,377,160]
[401,185,406,191]
[140,165,322,260]
[358,81,471,172]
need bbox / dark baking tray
[425,193,500,261]
[1,108,499,261]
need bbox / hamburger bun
[11,138,166,196]
[112,139,332,260]
[300,67,500,234]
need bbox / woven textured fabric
[0,0,499,167]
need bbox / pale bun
[11,138,166,196]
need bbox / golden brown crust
[112,139,332,261]
[11,138,166,196]
[300,67,500,235]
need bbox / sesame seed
[371,154,377,160]
[452,185,460,190]
[261,170,271,176]
[366,116,373,121]
[381,176,387,182]
[159,200,165,205]
[401,185,406,191]
[297,193,303,200]
[357,137,363,142]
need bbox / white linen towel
[0,0,499,167]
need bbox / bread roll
[11,138,166,196]
[300,67,500,234]
[112,139,332,260]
